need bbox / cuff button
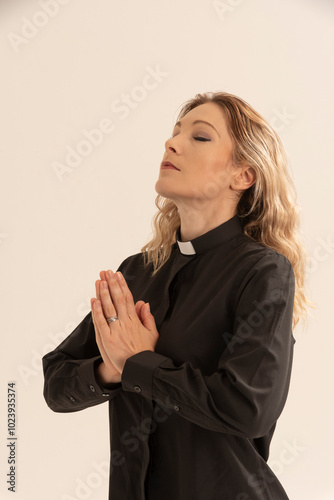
[89,385,96,392]
[133,385,142,393]
[102,393,110,397]
[69,396,76,402]
[173,405,180,411]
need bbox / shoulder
[236,233,294,272]
[116,251,152,280]
[232,234,295,297]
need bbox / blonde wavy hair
[141,91,312,330]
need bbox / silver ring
[107,315,118,323]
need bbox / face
[155,102,237,206]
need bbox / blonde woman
[43,92,310,500]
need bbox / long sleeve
[121,252,296,439]
[42,217,296,499]
[42,311,123,412]
[42,255,136,413]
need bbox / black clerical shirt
[42,215,296,500]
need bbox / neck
[175,199,237,242]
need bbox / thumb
[142,303,157,332]
[135,300,146,322]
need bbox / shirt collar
[176,215,243,255]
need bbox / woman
[43,91,310,500]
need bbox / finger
[95,280,101,302]
[105,271,129,320]
[95,280,106,308]
[91,298,103,347]
[135,300,146,322]
[113,271,137,319]
[92,300,112,342]
[99,280,117,320]
[91,299,113,360]
[91,298,101,334]
[96,273,107,303]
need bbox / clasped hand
[90,269,159,382]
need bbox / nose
[165,136,177,153]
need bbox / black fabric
[42,215,296,499]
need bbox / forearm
[43,354,122,413]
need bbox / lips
[161,161,180,171]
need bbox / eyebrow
[174,119,221,138]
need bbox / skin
[156,102,256,241]
[91,271,159,384]
[92,102,256,385]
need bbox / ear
[232,165,256,191]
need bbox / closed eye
[194,137,211,142]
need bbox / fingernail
[116,272,123,281]
[107,270,113,278]
[146,302,150,312]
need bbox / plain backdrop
[1,1,333,499]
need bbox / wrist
[96,361,121,385]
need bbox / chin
[155,181,195,204]
[154,179,177,199]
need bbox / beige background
[1,0,333,499]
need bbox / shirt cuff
[76,356,122,401]
[121,350,171,399]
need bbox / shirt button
[89,385,96,392]
[173,405,180,411]
[69,396,76,402]
[133,385,142,393]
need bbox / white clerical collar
[176,239,196,255]
[175,216,244,256]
